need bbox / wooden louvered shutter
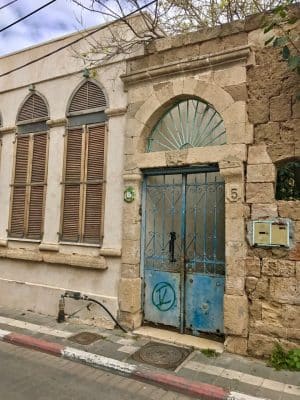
[83,125,105,243]
[61,128,83,241]
[27,133,47,239]
[69,81,107,113]
[17,93,48,122]
[10,136,30,237]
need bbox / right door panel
[184,171,225,334]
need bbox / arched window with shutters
[9,92,49,240]
[61,80,107,244]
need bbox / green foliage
[268,343,300,371]
[201,348,219,358]
[276,160,300,200]
[263,0,300,97]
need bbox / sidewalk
[0,306,299,400]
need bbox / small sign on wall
[250,219,291,248]
[124,186,135,203]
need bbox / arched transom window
[147,99,226,152]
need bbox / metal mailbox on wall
[252,220,290,247]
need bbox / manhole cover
[68,332,103,345]
[131,342,191,370]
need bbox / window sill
[0,248,107,270]
[8,237,41,244]
[59,241,100,248]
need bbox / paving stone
[269,369,300,386]
[118,345,140,354]
[255,387,283,400]
[213,376,240,390]
[284,384,300,396]
[188,351,218,365]
[178,369,218,386]
[233,381,261,397]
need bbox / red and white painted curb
[0,328,267,400]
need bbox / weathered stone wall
[120,10,299,357]
[245,36,300,357]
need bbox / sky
[0,0,105,56]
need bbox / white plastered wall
[0,28,128,326]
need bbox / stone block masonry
[245,36,300,356]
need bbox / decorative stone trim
[0,127,16,135]
[46,118,67,128]
[219,158,244,178]
[105,107,127,117]
[99,247,122,257]
[123,173,142,182]
[122,45,250,87]
[44,253,107,269]
[0,248,107,270]
[134,145,247,170]
[39,243,59,252]
[0,240,8,247]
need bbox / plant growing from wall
[263,0,300,98]
[268,343,300,371]
[276,160,300,200]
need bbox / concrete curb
[0,329,267,400]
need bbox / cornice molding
[0,126,16,135]
[46,118,67,128]
[122,45,251,87]
[105,107,127,117]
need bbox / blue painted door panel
[144,270,180,327]
[142,168,225,335]
[185,274,224,334]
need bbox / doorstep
[133,326,224,353]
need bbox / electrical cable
[86,297,127,333]
[0,0,18,11]
[0,0,157,78]
[0,0,56,33]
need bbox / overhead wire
[0,0,157,78]
[0,0,57,33]
[0,0,18,11]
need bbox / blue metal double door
[142,166,225,335]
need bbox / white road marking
[0,328,10,339]
[229,391,269,400]
[0,316,71,338]
[62,347,136,374]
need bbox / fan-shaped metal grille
[68,81,107,113]
[17,94,49,122]
[147,99,226,152]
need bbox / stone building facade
[0,12,299,357]
[118,13,299,357]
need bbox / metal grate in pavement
[131,341,191,370]
[68,332,104,345]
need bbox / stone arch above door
[129,77,251,153]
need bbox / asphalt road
[0,341,192,400]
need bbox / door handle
[169,231,177,262]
